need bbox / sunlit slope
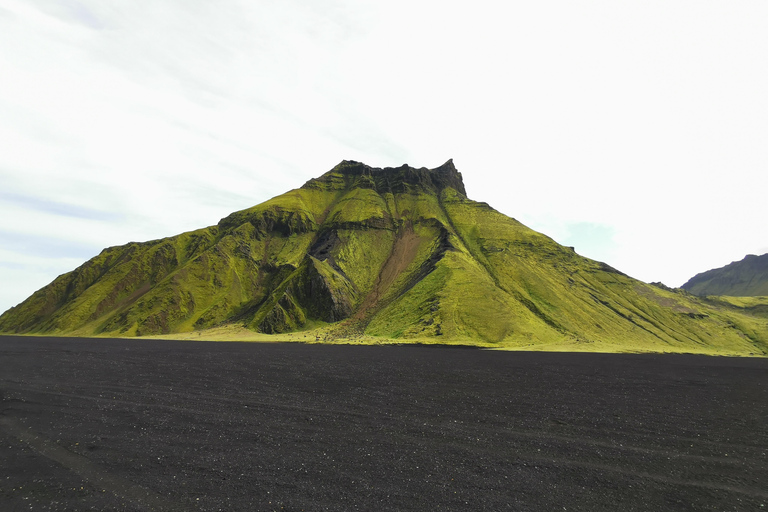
[1,160,766,355]
[426,190,767,353]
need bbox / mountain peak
[302,159,466,196]
[682,253,768,296]
[3,160,766,356]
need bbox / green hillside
[682,253,768,297]
[1,160,766,355]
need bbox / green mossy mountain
[1,160,766,354]
[682,253,768,297]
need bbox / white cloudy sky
[1,0,767,314]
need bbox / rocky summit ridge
[302,159,467,196]
[1,160,766,355]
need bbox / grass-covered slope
[682,253,768,297]
[1,160,766,355]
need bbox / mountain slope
[682,253,768,297]
[1,160,766,355]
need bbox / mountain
[1,160,766,355]
[682,254,768,297]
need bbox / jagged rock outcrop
[303,159,467,196]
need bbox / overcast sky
[1,0,767,314]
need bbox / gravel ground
[1,336,767,511]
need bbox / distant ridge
[682,253,768,297]
[1,160,766,355]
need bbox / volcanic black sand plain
[1,336,766,511]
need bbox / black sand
[1,336,766,511]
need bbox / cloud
[0,230,101,260]
[1,0,767,313]
[0,191,122,221]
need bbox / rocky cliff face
[302,159,467,196]
[1,161,766,354]
[682,253,768,297]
